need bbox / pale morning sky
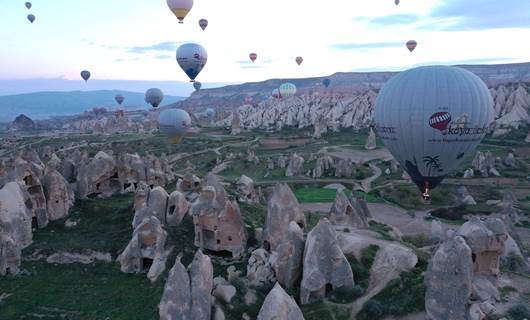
[0,0,528,95]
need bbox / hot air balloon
[145,88,164,108]
[395,0,400,5]
[374,66,493,201]
[199,19,208,30]
[323,78,331,88]
[167,0,193,24]
[244,96,253,105]
[80,70,91,82]
[193,81,202,91]
[249,53,257,63]
[295,56,303,66]
[158,109,191,144]
[272,88,281,99]
[406,40,417,52]
[176,43,208,82]
[279,83,297,98]
[115,95,125,105]
[27,14,35,23]
[25,2,32,9]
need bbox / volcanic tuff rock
[300,218,354,304]
[329,190,371,228]
[0,232,21,276]
[365,127,377,150]
[247,248,276,287]
[8,114,35,131]
[0,182,33,249]
[425,236,474,320]
[159,251,214,320]
[262,184,306,251]
[166,190,190,226]
[42,166,74,221]
[257,283,305,320]
[235,175,259,204]
[117,216,169,282]
[285,153,304,177]
[270,222,305,289]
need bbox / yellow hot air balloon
[167,0,194,24]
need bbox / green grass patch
[294,187,351,203]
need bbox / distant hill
[168,62,530,112]
[0,90,186,121]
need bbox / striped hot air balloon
[406,40,417,52]
[249,53,257,63]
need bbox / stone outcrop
[472,151,497,178]
[42,167,74,221]
[262,184,306,251]
[285,153,304,177]
[0,232,21,276]
[0,182,33,249]
[257,283,305,320]
[235,175,259,204]
[166,191,190,226]
[329,191,371,228]
[190,174,246,258]
[300,218,354,304]
[118,216,169,282]
[159,250,213,320]
[456,186,477,206]
[246,248,276,287]
[364,127,377,150]
[425,236,474,320]
[270,222,304,289]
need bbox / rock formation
[364,127,377,150]
[42,166,74,221]
[118,216,169,282]
[269,222,304,289]
[257,283,305,320]
[329,191,371,228]
[262,184,305,251]
[8,114,35,131]
[425,236,474,320]
[159,250,213,320]
[285,153,304,177]
[246,248,276,287]
[0,182,33,249]
[190,174,246,258]
[231,111,242,135]
[300,218,354,304]
[0,232,21,276]
[235,175,259,204]
[166,191,190,226]
[456,186,477,206]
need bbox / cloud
[235,59,273,65]
[414,57,515,67]
[361,14,420,26]
[154,54,173,60]
[427,0,530,30]
[240,65,266,69]
[329,42,403,50]
[127,41,182,54]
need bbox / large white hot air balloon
[167,0,193,24]
[145,88,164,108]
[279,83,297,98]
[176,43,208,82]
[374,66,493,200]
[158,109,192,144]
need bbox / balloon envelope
[272,88,281,99]
[244,96,253,104]
[80,70,91,82]
[158,109,192,144]
[249,53,257,63]
[176,43,208,82]
[374,66,493,193]
[279,83,297,98]
[25,2,32,9]
[145,88,164,108]
[167,0,193,23]
[115,95,125,105]
[406,40,417,52]
[323,78,331,88]
[205,108,215,116]
[199,19,208,30]
[193,81,202,91]
[27,14,35,23]
[295,56,303,66]
[395,0,400,5]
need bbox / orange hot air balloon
[295,56,303,66]
[406,40,417,52]
[249,53,257,63]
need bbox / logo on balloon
[429,112,452,131]
[193,53,200,59]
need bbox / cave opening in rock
[142,258,153,271]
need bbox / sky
[1,0,529,96]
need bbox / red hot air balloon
[199,19,208,31]
[249,53,257,63]
[295,56,303,66]
[406,40,417,52]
